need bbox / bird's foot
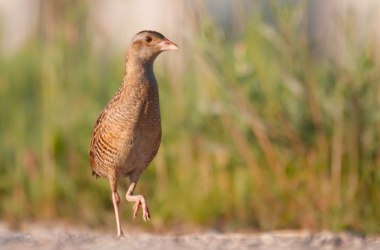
[116,229,124,238]
[133,196,150,221]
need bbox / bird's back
[89,78,161,179]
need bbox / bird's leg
[112,191,124,237]
[125,182,150,221]
[110,177,124,237]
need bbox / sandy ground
[1,224,380,250]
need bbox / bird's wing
[89,91,143,177]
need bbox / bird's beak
[158,38,179,51]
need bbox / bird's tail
[92,170,100,178]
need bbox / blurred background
[0,0,380,233]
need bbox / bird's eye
[145,36,152,43]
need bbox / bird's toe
[132,196,150,221]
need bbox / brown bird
[89,30,178,237]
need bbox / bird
[89,30,178,237]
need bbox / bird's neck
[123,54,156,84]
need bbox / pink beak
[158,38,179,51]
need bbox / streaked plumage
[89,30,178,237]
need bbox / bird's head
[128,30,178,65]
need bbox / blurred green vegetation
[1,1,380,233]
